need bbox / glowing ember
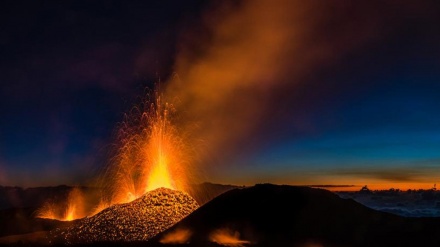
[52,188,199,244]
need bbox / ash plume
[163,0,393,171]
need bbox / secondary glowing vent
[53,188,199,244]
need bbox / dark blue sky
[0,0,208,185]
[1,0,440,189]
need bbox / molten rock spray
[47,90,200,243]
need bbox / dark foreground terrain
[149,184,440,247]
[2,184,440,246]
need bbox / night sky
[1,0,440,189]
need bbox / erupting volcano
[104,90,194,206]
[36,89,200,244]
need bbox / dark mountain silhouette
[186,182,240,206]
[148,184,440,247]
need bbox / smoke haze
[164,0,390,173]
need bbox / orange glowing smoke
[301,242,324,247]
[159,228,192,244]
[209,228,251,247]
[101,90,195,206]
[36,187,85,221]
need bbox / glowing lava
[63,204,76,221]
[36,187,84,221]
[36,89,196,220]
[146,157,173,191]
[100,89,195,208]
[143,99,177,192]
[55,188,199,244]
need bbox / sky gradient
[1,0,440,190]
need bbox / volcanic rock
[53,188,199,244]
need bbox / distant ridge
[306,184,356,188]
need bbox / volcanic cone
[53,188,199,244]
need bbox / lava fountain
[49,90,201,243]
[36,187,85,221]
[37,88,197,223]
[103,89,194,206]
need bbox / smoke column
[162,0,418,178]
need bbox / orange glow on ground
[209,228,251,246]
[159,228,193,244]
